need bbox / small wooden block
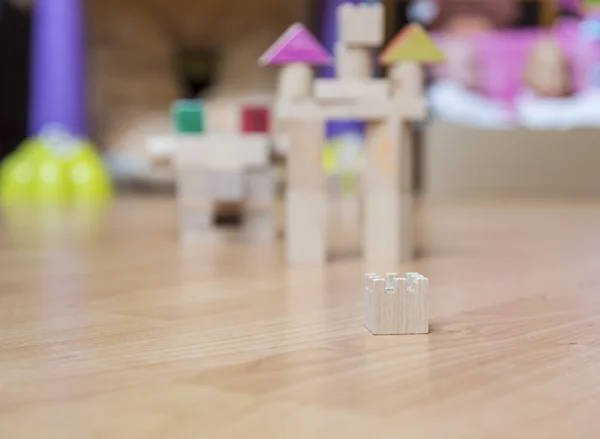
[285,120,326,191]
[210,170,245,202]
[363,191,415,268]
[364,119,401,192]
[314,78,390,101]
[364,272,429,335]
[277,63,314,101]
[243,212,276,243]
[389,61,424,100]
[245,167,276,213]
[286,190,328,264]
[241,105,270,133]
[334,42,373,79]
[337,3,384,47]
[179,208,213,234]
[379,23,446,65]
[176,169,213,206]
[274,99,426,121]
[174,134,270,171]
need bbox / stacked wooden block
[364,272,429,335]
[172,99,276,242]
[259,2,445,267]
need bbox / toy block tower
[364,272,429,335]
[379,23,446,100]
[258,2,446,266]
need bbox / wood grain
[2,195,600,438]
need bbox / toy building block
[284,119,328,264]
[334,41,373,79]
[243,168,277,243]
[380,23,445,99]
[172,100,205,134]
[313,78,390,102]
[174,133,270,172]
[259,23,332,101]
[241,105,270,133]
[337,2,384,47]
[364,272,429,335]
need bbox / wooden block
[334,42,372,79]
[380,23,446,65]
[277,63,314,101]
[337,3,384,47]
[286,190,328,264]
[176,169,213,206]
[364,272,428,335]
[245,168,275,207]
[241,105,271,133]
[363,192,400,267]
[243,212,276,243]
[364,119,401,192]
[314,78,390,101]
[274,99,426,121]
[389,61,424,99]
[400,120,415,193]
[210,170,245,202]
[285,120,326,191]
[174,134,270,171]
[363,193,415,268]
[179,208,213,235]
[399,194,416,261]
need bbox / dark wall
[0,3,30,161]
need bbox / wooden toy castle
[259,2,445,267]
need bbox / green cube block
[172,100,204,134]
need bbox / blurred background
[1,0,599,205]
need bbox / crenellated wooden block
[337,2,384,47]
[364,272,429,335]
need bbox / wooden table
[1,195,600,438]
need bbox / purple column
[29,0,87,137]
[319,0,365,140]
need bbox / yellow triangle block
[379,23,445,65]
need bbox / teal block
[172,100,205,134]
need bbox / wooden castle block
[364,272,429,335]
[314,78,390,102]
[337,3,384,47]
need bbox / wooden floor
[2,195,600,438]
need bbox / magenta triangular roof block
[259,23,332,66]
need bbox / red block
[241,105,270,133]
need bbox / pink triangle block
[259,23,332,66]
